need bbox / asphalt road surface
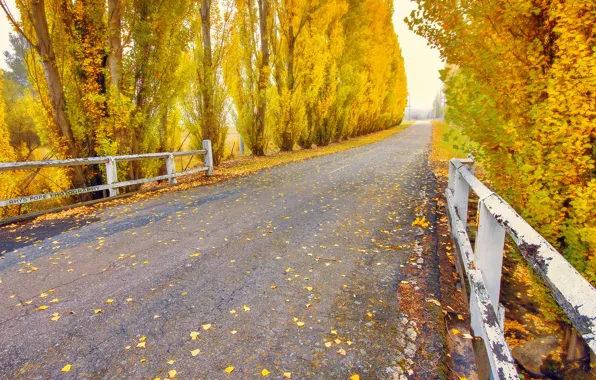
[0,121,441,379]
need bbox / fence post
[166,153,177,185]
[474,199,506,325]
[105,157,119,197]
[454,169,471,226]
[203,140,214,176]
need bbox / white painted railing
[0,140,214,207]
[446,157,596,379]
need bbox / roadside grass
[5,122,414,225]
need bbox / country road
[0,121,445,379]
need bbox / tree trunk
[255,0,269,156]
[107,0,123,90]
[30,0,86,188]
[200,0,221,164]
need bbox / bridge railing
[0,140,213,208]
[446,157,596,379]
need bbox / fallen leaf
[243,305,250,312]
[283,372,292,378]
[136,342,146,348]
[167,360,175,365]
[270,285,277,289]
[106,299,114,304]
[61,364,72,372]
[426,298,441,307]
[94,309,102,314]
[168,369,177,378]
[191,349,201,356]
[37,305,49,311]
[261,369,270,376]
[334,339,341,344]
[190,331,200,340]
[231,330,237,334]
[350,375,360,380]
[337,348,347,355]
[325,341,332,348]
[224,366,235,374]
[296,321,305,327]
[202,324,212,330]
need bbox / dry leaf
[325,341,332,348]
[106,299,114,304]
[61,364,72,372]
[37,305,49,311]
[191,349,201,356]
[296,321,305,327]
[337,348,347,355]
[168,369,177,378]
[224,366,235,374]
[94,309,102,314]
[261,369,270,376]
[243,305,250,312]
[190,331,200,340]
[136,342,146,348]
[350,375,360,380]
[283,372,292,378]
[202,324,212,330]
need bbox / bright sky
[0,0,17,70]
[392,0,444,111]
[0,0,443,109]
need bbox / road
[0,121,443,379]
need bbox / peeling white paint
[447,158,596,377]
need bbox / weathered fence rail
[446,157,596,379]
[0,140,213,208]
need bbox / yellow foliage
[410,0,596,284]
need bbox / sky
[0,0,17,69]
[0,0,443,109]
[392,0,444,112]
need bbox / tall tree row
[408,0,596,284]
[0,0,407,211]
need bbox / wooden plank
[0,157,109,171]
[468,269,519,379]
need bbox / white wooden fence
[446,157,596,379]
[0,140,213,208]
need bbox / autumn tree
[408,0,596,284]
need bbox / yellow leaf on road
[304,286,313,291]
[202,324,212,330]
[325,341,332,348]
[270,285,277,289]
[190,331,200,340]
[136,342,146,348]
[37,305,49,311]
[61,364,72,372]
[296,321,305,327]
[191,349,200,356]
[106,299,114,304]
[94,309,102,314]
[243,305,250,312]
[337,348,347,355]
[350,375,360,380]
[261,369,270,376]
[283,372,292,378]
[168,369,177,378]
[224,366,235,374]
